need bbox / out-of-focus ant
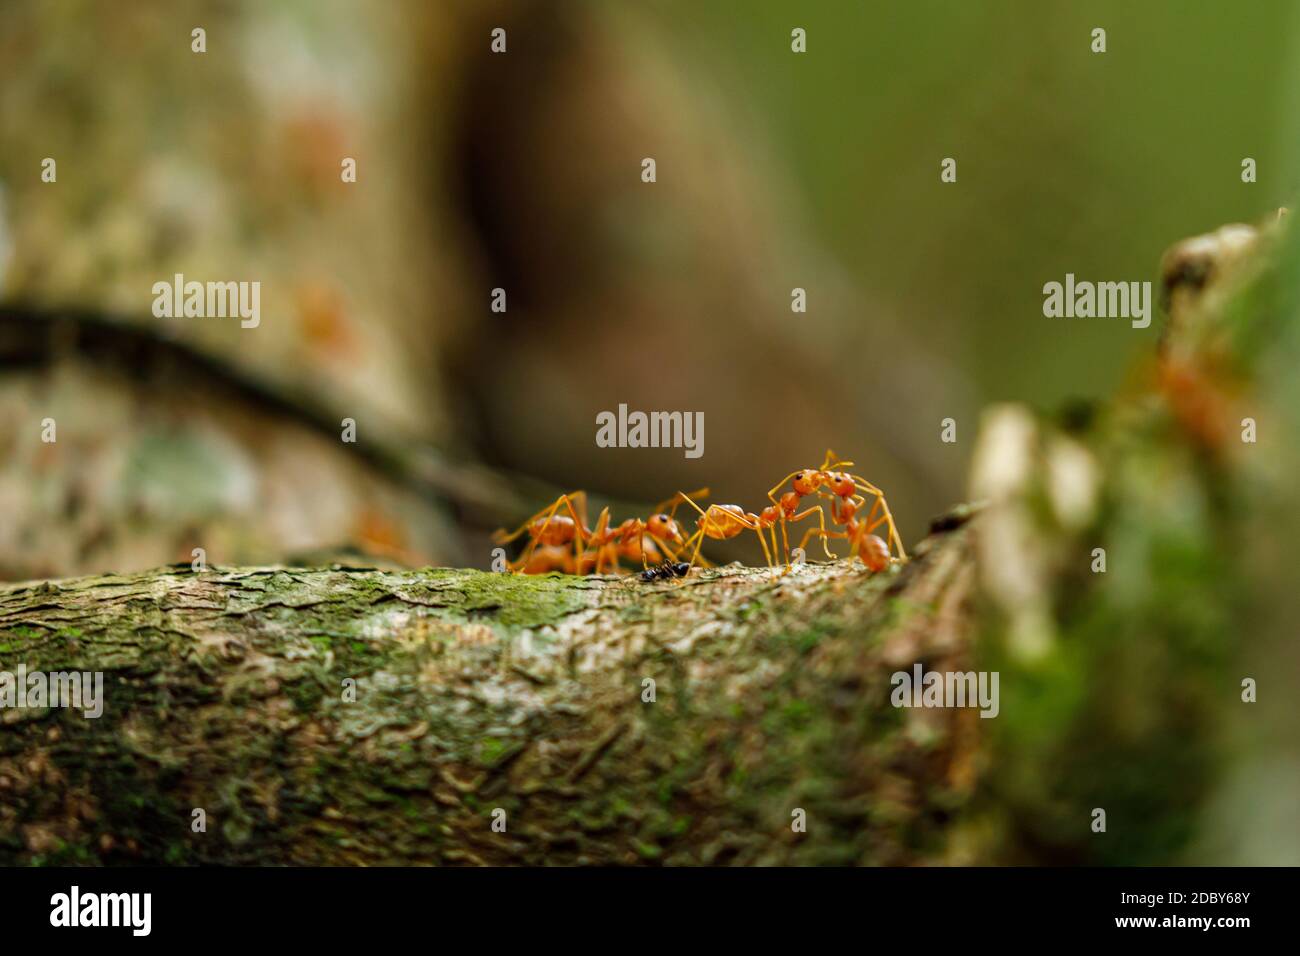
[492,491,591,574]
[582,489,705,571]
[493,490,706,575]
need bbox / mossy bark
[0,517,978,865]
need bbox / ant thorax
[831,496,857,524]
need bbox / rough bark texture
[0,518,977,865]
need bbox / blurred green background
[648,0,1293,407]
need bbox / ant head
[826,472,855,497]
[792,470,822,495]
[646,512,681,541]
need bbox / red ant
[676,495,776,570]
[494,490,704,575]
[492,491,591,574]
[671,452,905,576]
[776,450,906,570]
[673,486,834,574]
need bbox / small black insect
[639,561,691,582]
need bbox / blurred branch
[0,304,525,525]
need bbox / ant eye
[659,514,669,521]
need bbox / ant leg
[652,534,686,564]
[520,493,590,575]
[512,496,565,574]
[848,481,906,560]
[847,473,885,496]
[787,504,836,560]
[766,470,802,506]
[658,534,715,569]
[798,526,848,556]
[678,493,746,571]
[859,495,882,527]
[820,449,847,471]
[645,500,717,569]
[663,489,713,566]
[566,490,589,530]
[681,528,707,575]
[723,509,774,568]
[674,492,723,569]
[647,489,713,568]
[764,476,801,566]
[640,532,666,571]
[655,487,710,518]
[559,495,595,572]
[676,491,710,520]
[493,494,572,546]
[651,534,679,564]
[863,499,890,536]
[537,493,591,575]
[873,497,906,561]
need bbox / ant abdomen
[859,534,890,571]
[530,514,577,545]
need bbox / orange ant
[494,490,704,575]
[672,493,822,573]
[776,450,906,570]
[671,452,906,576]
[676,494,776,571]
[492,491,592,574]
[670,484,831,576]
[578,489,703,573]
